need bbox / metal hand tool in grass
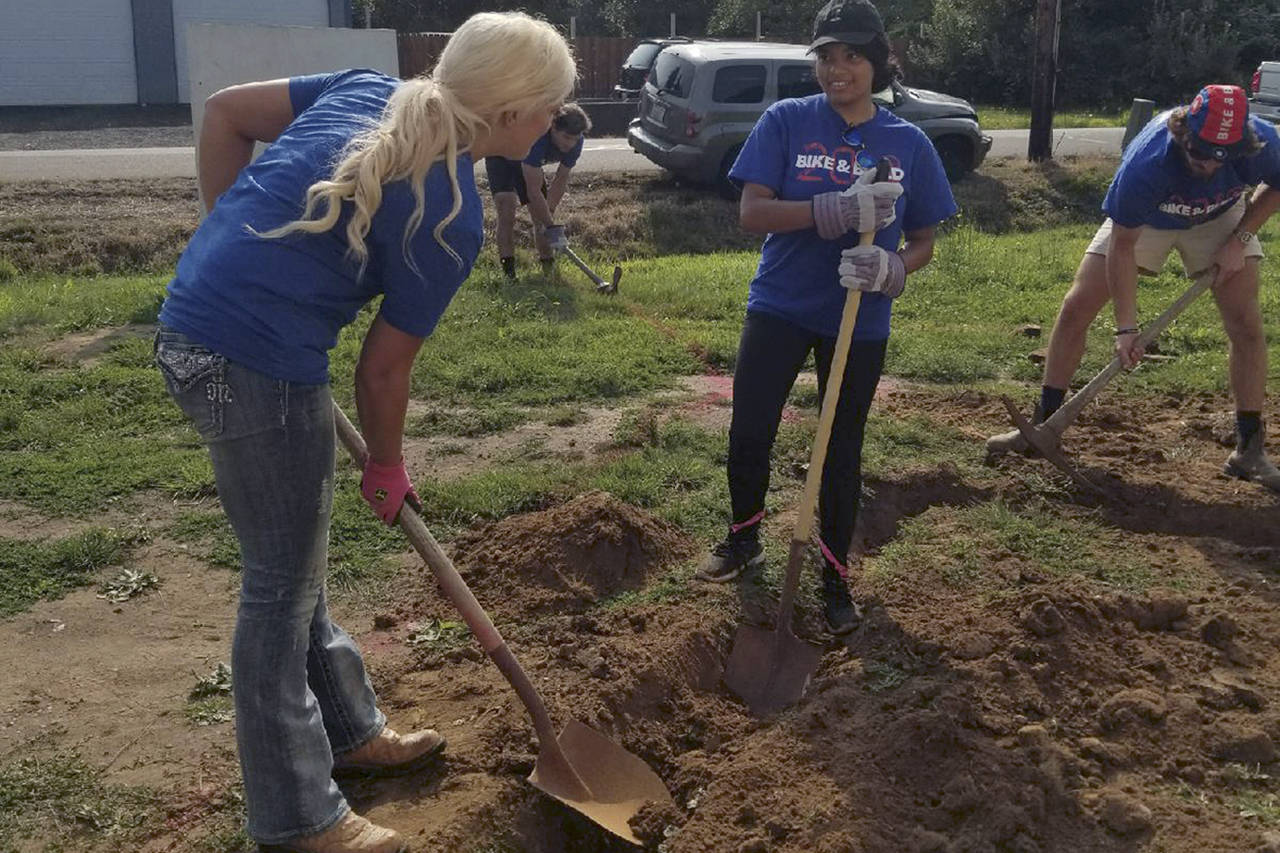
[558,245,622,294]
[990,267,1217,495]
[723,159,891,717]
[333,404,672,845]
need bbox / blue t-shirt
[1103,110,1280,230]
[523,131,584,168]
[159,69,484,385]
[729,95,956,340]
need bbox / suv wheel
[717,145,744,200]
[934,136,973,181]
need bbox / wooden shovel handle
[775,158,890,629]
[332,403,563,753]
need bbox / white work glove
[838,245,907,298]
[543,224,569,251]
[811,168,903,240]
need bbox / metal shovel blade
[530,720,674,845]
[723,621,823,717]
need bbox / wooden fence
[398,34,637,100]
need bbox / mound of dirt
[449,491,696,616]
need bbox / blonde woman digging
[153,13,575,853]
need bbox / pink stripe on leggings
[819,538,848,579]
[730,510,764,534]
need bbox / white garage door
[0,0,137,106]
[172,0,329,102]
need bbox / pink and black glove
[360,457,421,526]
[812,167,903,240]
[838,245,907,299]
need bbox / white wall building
[0,0,353,106]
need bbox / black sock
[500,256,516,278]
[1237,411,1262,449]
[1038,386,1067,422]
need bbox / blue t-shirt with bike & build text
[1103,110,1280,230]
[159,69,483,385]
[729,94,957,340]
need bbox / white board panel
[173,0,330,102]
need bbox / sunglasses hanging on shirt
[841,125,881,170]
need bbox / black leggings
[727,310,887,567]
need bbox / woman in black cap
[698,0,957,635]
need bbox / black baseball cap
[809,0,885,52]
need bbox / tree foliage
[364,0,1280,107]
[909,0,1274,107]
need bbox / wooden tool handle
[1040,269,1215,435]
[775,158,891,629]
[332,403,563,752]
[559,246,606,287]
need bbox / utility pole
[1028,0,1061,161]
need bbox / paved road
[0,128,1126,183]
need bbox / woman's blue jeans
[155,327,384,844]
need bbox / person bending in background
[485,102,591,279]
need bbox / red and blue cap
[1185,85,1250,161]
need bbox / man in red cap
[988,85,1280,492]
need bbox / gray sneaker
[1224,430,1280,492]
[696,532,764,582]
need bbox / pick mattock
[723,158,891,717]
[333,404,672,845]
[994,267,1217,493]
[559,245,622,294]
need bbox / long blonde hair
[261,12,575,269]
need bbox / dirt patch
[1,159,1120,278]
[40,322,156,366]
[0,540,238,790]
[448,490,697,617]
[4,379,1280,852]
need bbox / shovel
[723,159,890,717]
[558,245,622,294]
[333,403,673,845]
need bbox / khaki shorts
[1085,196,1263,277]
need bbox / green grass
[406,404,529,438]
[0,752,158,849]
[0,527,146,618]
[1233,791,1280,824]
[976,105,1131,130]
[866,499,1169,595]
[0,274,166,337]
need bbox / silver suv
[1250,61,1280,126]
[626,41,991,193]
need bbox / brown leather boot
[262,811,406,853]
[332,727,446,777]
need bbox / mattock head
[597,265,621,295]
[1000,396,1109,498]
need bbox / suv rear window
[713,64,766,104]
[625,43,662,68]
[778,65,821,100]
[651,52,695,99]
